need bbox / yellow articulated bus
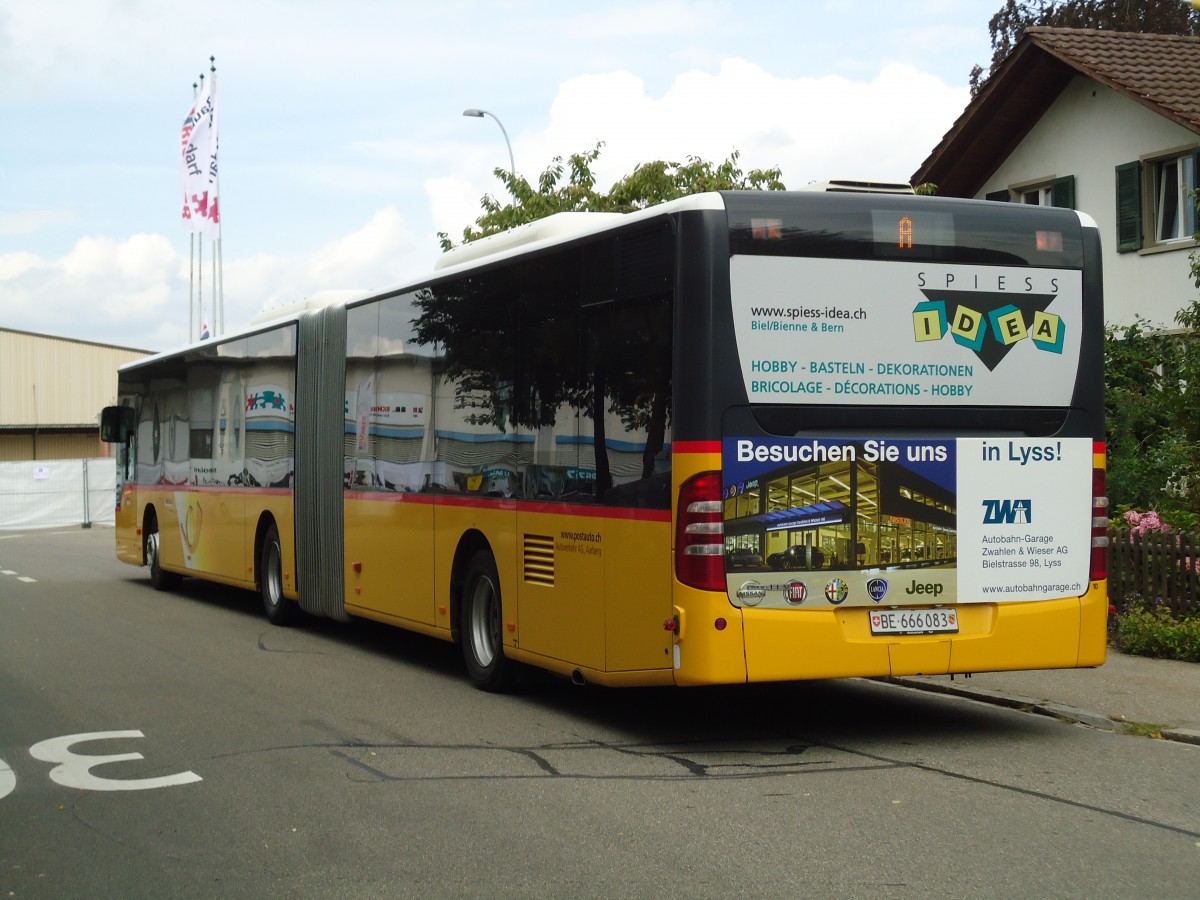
[101,189,1109,691]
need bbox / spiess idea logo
[912,285,1066,372]
[982,498,1033,525]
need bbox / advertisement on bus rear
[730,256,1083,407]
[720,436,1093,609]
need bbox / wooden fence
[1107,528,1200,616]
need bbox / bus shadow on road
[517,675,1037,750]
[128,574,1040,749]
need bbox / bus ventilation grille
[523,534,555,586]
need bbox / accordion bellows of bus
[102,188,1108,691]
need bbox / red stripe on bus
[133,483,292,497]
[673,440,722,454]
[344,490,671,522]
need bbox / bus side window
[583,293,673,509]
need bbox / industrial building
[0,327,150,462]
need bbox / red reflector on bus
[1090,463,1108,582]
[676,471,725,592]
[751,217,782,240]
[1036,230,1064,252]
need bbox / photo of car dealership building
[723,451,957,572]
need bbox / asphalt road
[2,526,1198,898]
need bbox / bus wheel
[145,517,180,591]
[461,550,514,692]
[260,523,298,626]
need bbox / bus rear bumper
[734,582,1109,682]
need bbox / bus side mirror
[100,406,136,443]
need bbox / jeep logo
[905,581,943,597]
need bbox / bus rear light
[676,471,726,592]
[1090,465,1108,581]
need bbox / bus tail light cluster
[1091,463,1109,582]
[676,471,725,592]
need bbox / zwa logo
[982,499,1033,524]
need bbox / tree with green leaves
[970,0,1197,93]
[422,146,785,498]
[1105,276,1200,529]
[440,142,785,249]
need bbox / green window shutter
[985,189,1010,202]
[1049,175,1075,209]
[1115,161,1142,253]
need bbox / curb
[881,676,1200,744]
[1160,726,1200,746]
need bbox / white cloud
[0,233,183,349]
[0,209,75,236]
[439,57,968,221]
[0,250,45,280]
[426,175,485,243]
[1,51,974,351]
[231,206,431,324]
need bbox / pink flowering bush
[1122,509,1173,536]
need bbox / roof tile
[913,28,1200,196]
[1027,27,1200,130]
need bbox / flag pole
[210,56,224,338]
[197,74,204,339]
[182,60,219,341]
[189,80,198,342]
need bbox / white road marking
[29,731,202,791]
[0,759,14,800]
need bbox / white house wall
[978,74,1198,328]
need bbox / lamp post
[462,108,515,178]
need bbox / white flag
[180,77,220,238]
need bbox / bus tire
[145,515,181,591]
[260,523,298,626]
[461,550,514,692]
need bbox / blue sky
[0,0,998,351]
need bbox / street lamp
[462,108,515,178]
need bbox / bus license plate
[870,608,958,636]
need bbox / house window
[985,175,1074,208]
[1154,152,1197,243]
[1115,148,1200,253]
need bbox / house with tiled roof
[912,27,1200,328]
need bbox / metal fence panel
[0,458,116,529]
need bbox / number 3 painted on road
[28,730,202,791]
[0,758,14,800]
